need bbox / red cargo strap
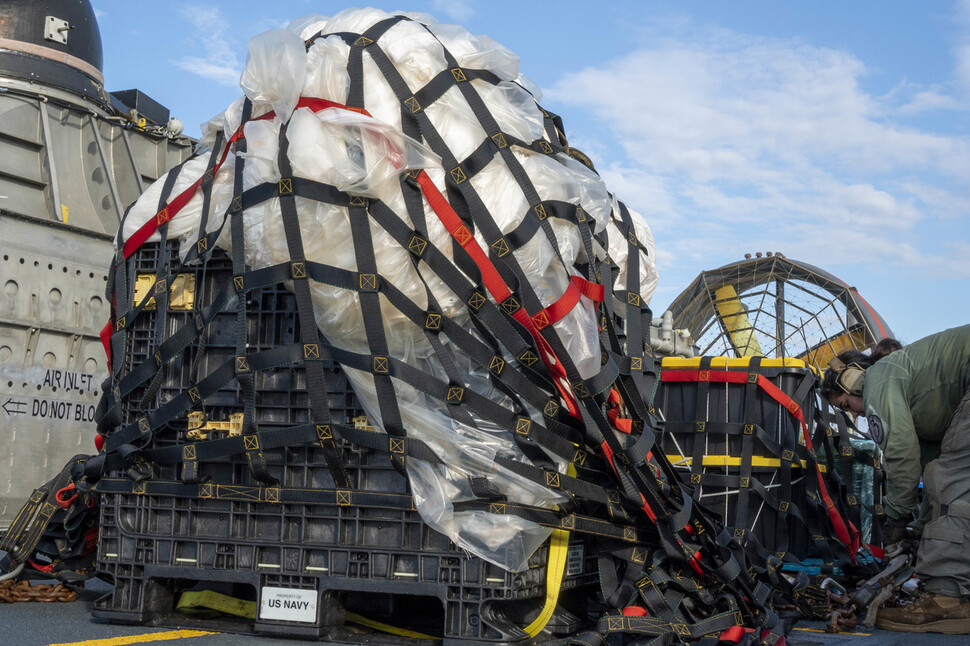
[107,99,374,361]
[99,319,113,369]
[28,559,54,573]
[122,98,372,261]
[661,369,861,560]
[83,526,99,553]
[415,170,606,419]
[54,484,78,510]
[688,549,704,575]
[531,276,603,330]
[606,388,631,433]
[638,493,657,523]
[719,625,753,643]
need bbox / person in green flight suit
[821,324,970,633]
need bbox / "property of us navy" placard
[259,587,318,623]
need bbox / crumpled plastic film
[240,30,307,124]
[118,8,660,572]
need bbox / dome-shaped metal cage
[667,254,893,370]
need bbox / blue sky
[92,1,969,345]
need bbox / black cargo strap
[0,456,90,575]
[816,401,885,546]
[227,99,275,485]
[184,130,225,405]
[143,420,443,468]
[276,123,350,488]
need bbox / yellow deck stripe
[46,629,216,646]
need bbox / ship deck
[1,580,965,646]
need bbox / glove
[880,513,909,545]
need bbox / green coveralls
[863,324,970,596]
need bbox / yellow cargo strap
[523,528,570,637]
[522,463,576,637]
[176,590,257,619]
[176,590,436,639]
[345,611,436,640]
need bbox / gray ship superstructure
[0,0,194,526]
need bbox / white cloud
[899,180,970,218]
[897,89,963,115]
[173,6,242,87]
[430,0,476,24]
[546,24,970,288]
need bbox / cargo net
[83,9,878,644]
[657,358,887,565]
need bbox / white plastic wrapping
[120,8,659,571]
[240,30,307,123]
[605,196,660,312]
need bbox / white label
[566,543,584,577]
[259,587,317,623]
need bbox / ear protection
[828,357,866,396]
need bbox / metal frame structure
[667,254,893,369]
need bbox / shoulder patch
[867,415,884,445]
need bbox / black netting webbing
[70,13,893,645]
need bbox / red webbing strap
[107,99,373,363]
[719,625,753,644]
[754,374,860,557]
[416,171,511,301]
[573,275,605,302]
[531,275,604,330]
[121,98,371,261]
[27,558,54,573]
[661,369,861,559]
[415,170,607,419]
[606,388,631,433]
[598,438,658,523]
[99,319,113,368]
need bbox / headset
[828,357,866,396]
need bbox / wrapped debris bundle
[118,8,658,572]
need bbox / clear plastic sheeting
[119,8,659,572]
[240,30,308,124]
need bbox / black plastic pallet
[95,241,600,644]
[94,492,596,643]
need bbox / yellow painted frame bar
[713,285,763,357]
[661,356,808,370]
[668,454,826,472]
